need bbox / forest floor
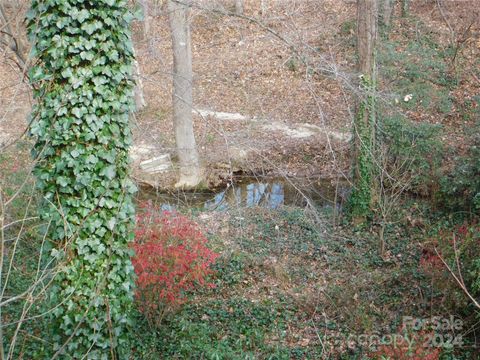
[130,204,478,359]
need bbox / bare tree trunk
[133,63,146,110]
[235,0,244,15]
[132,46,147,111]
[357,0,377,76]
[139,0,150,40]
[260,0,267,17]
[167,0,202,188]
[381,0,393,27]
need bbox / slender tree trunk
[139,0,150,40]
[349,0,378,220]
[235,0,244,15]
[167,0,202,188]
[381,0,393,27]
[132,46,147,110]
[401,0,409,17]
[357,0,377,76]
[261,0,267,17]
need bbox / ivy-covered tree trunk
[27,1,136,358]
[401,0,409,17]
[348,0,378,220]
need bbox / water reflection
[140,178,349,212]
[205,182,286,210]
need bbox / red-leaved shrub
[419,249,443,273]
[131,203,218,325]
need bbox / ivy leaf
[56,177,69,187]
[25,8,36,21]
[108,50,119,62]
[61,68,73,78]
[72,77,84,89]
[80,51,94,61]
[106,218,116,230]
[72,107,82,118]
[92,76,107,87]
[57,106,68,116]
[84,39,96,50]
[86,154,98,164]
[81,22,97,35]
[77,9,90,23]
[96,227,107,237]
[29,66,47,81]
[56,17,69,29]
[70,149,80,158]
[101,165,116,180]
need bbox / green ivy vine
[27,1,137,358]
[348,74,376,220]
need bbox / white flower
[404,94,413,102]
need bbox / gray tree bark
[381,0,393,27]
[167,0,202,188]
[139,0,150,40]
[235,0,244,15]
[132,46,146,111]
[357,0,377,76]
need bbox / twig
[434,244,480,310]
